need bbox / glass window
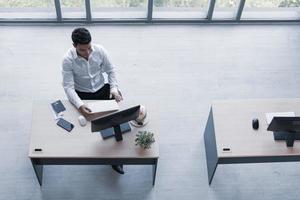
[91,0,148,19]
[213,0,238,19]
[242,0,300,20]
[153,0,209,19]
[0,0,56,19]
[61,0,86,19]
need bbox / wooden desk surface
[29,100,159,159]
[212,99,300,158]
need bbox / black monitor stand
[100,122,131,141]
[273,131,300,147]
[114,125,123,141]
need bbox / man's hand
[79,104,92,118]
[111,90,123,102]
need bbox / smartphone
[56,118,74,132]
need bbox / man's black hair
[72,28,91,45]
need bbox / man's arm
[100,46,123,102]
[62,58,92,117]
[62,58,84,108]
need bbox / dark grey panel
[204,108,219,185]
[219,155,300,164]
[31,158,157,165]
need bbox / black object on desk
[34,148,42,152]
[56,118,74,132]
[267,117,300,147]
[252,118,259,130]
[100,122,131,139]
[91,105,140,142]
[51,100,66,114]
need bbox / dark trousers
[75,83,111,100]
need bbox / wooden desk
[29,100,159,186]
[204,99,300,185]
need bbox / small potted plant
[135,131,155,149]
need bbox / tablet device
[51,100,66,114]
[56,118,74,132]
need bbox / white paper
[265,112,295,125]
[86,100,119,114]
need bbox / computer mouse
[78,115,87,127]
[252,118,259,130]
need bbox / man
[62,27,124,174]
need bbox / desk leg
[31,159,43,186]
[152,159,158,186]
[204,108,219,185]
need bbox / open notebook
[86,100,119,114]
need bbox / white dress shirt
[62,44,119,109]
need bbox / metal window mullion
[85,0,92,22]
[147,0,153,22]
[207,0,216,21]
[54,0,62,21]
[235,0,246,20]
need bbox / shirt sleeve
[62,58,84,109]
[99,46,119,93]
